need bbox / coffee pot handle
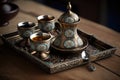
[55,22,62,34]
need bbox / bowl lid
[58,2,80,23]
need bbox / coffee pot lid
[58,2,80,23]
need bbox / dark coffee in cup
[30,32,52,52]
[17,22,36,38]
[39,15,54,21]
[32,35,50,42]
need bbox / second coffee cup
[37,15,55,33]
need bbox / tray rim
[0,30,117,73]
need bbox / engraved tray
[1,30,116,73]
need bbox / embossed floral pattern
[37,44,47,51]
[65,17,74,23]
[64,40,75,48]
[65,29,74,38]
[44,23,53,32]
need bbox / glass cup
[30,31,52,60]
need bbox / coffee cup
[37,15,55,33]
[30,31,52,60]
[17,21,36,38]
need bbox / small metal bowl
[0,3,19,26]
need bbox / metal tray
[1,30,116,73]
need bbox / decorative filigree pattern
[36,43,48,51]
[43,23,54,32]
[65,29,74,38]
[64,40,75,48]
[65,17,74,23]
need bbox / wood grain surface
[0,0,120,80]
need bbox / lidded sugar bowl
[51,2,88,53]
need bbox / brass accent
[40,51,50,60]
[67,2,72,11]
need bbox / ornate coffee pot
[52,2,88,54]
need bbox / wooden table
[0,0,120,80]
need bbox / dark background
[35,0,120,32]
